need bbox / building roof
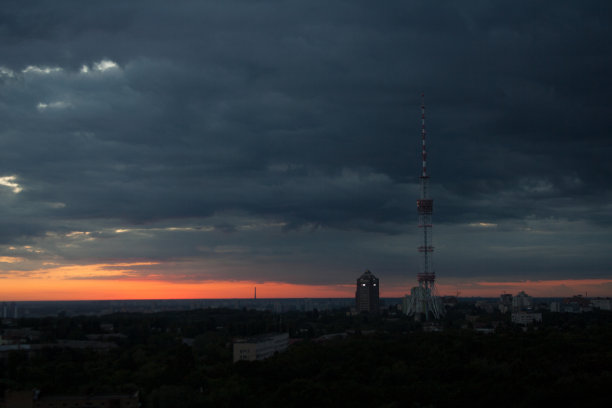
[358,270,378,281]
[234,332,288,344]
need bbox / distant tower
[404,94,444,320]
[355,270,380,314]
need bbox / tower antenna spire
[404,93,444,321]
[421,92,427,178]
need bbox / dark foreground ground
[1,306,611,407]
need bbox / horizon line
[6,295,604,303]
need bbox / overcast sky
[1,1,611,299]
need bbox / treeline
[2,308,612,407]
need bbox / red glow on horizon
[2,277,612,301]
[436,278,612,298]
[0,278,356,301]
[1,262,611,300]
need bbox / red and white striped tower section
[404,94,444,320]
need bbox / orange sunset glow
[0,278,357,301]
[0,262,357,300]
[1,261,611,300]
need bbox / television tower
[404,93,444,320]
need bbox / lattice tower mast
[417,93,434,284]
[415,93,443,319]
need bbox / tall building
[512,291,533,312]
[355,270,380,314]
[499,293,513,313]
[1,302,18,319]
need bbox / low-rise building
[590,298,612,311]
[511,312,542,325]
[233,332,289,362]
[475,301,495,313]
[550,295,593,313]
[2,390,139,408]
[550,301,561,312]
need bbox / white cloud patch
[81,59,120,73]
[81,60,119,73]
[0,176,23,193]
[0,66,15,78]
[468,222,497,228]
[22,65,63,75]
[65,231,91,237]
[64,231,96,243]
[37,101,72,111]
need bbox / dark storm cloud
[0,1,611,285]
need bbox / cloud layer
[0,1,611,296]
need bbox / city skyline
[1,1,612,300]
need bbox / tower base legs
[403,285,444,320]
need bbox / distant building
[550,301,562,313]
[441,296,458,307]
[475,300,495,313]
[1,302,18,319]
[1,328,41,344]
[475,328,495,334]
[511,312,542,325]
[512,291,533,312]
[355,270,379,314]
[499,293,513,313]
[564,295,590,307]
[233,333,289,362]
[2,389,139,408]
[591,298,612,311]
[550,295,593,313]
